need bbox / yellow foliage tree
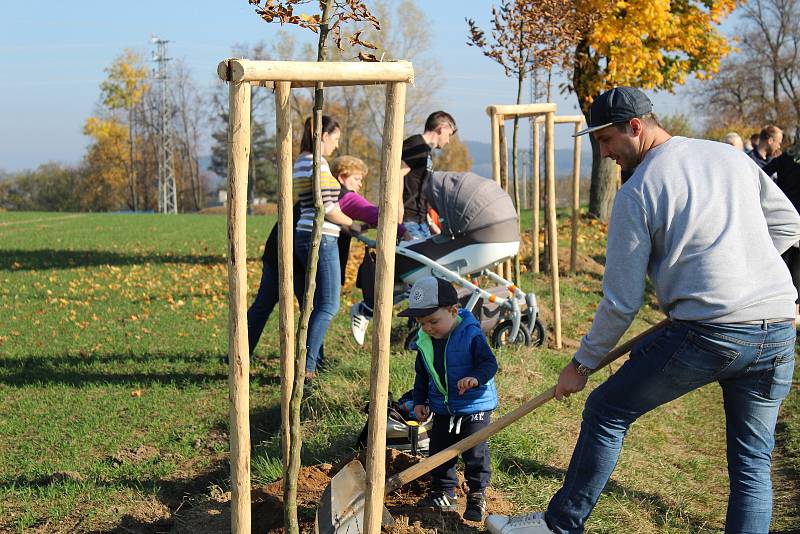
[571,0,736,219]
[82,117,130,211]
[433,136,473,172]
[99,50,149,211]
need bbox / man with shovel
[486,87,800,534]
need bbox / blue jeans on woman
[404,221,431,240]
[247,261,279,356]
[294,231,341,374]
[545,319,795,534]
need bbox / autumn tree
[433,136,473,172]
[99,50,149,211]
[82,117,130,211]
[570,0,736,219]
[694,0,800,138]
[172,60,209,211]
[468,0,591,280]
[0,163,82,212]
[660,113,695,138]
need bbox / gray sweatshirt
[575,136,800,369]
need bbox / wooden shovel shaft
[385,319,669,494]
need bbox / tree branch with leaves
[467,0,592,278]
[246,1,383,532]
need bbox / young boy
[399,276,499,522]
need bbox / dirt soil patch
[172,449,515,533]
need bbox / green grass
[0,210,797,533]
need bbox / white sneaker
[485,512,555,534]
[350,303,370,346]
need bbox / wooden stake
[544,112,562,348]
[498,121,512,280]
[570,121,582,273]
[490,113,502,186]
[487,102,556,119]
[532,123,540,274]
[274,80,294,509]
[363,81,406,534]
[218,58,415,85]
[227,80,251,534]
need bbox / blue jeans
[546,319,796,534]
[247,261,279,357]
[404,221,430,240]
[294,231,341,373]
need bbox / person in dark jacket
[764,135,800,317]
[402,276,499,522]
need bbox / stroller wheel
[491,320,532,348]
[403,327,419,352]
[529,318,546,347]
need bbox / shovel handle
[385,318,669,494]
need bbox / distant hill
[463,140,593,180]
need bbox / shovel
[316,319,669,534]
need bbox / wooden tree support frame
[219,58,414,534]
[531,115,585,273]
[486,103,562,349]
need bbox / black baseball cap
[573,86,653,137]
[398,276,459,318]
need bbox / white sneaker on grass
[485,512,555,534]
[350,303,371,346]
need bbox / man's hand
[457,376,479,395]
[413,404,430,421]
[555,362,589,400]
[348,221,362,235]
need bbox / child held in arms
[401,276,499,522]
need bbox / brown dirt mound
[172,449,515,533]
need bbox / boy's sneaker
[349,303,371,346]
[485,512,555,534]
[417,491,458,512]
[463,491,487,521]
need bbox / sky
[0,1,733,173]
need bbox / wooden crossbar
[217,58,414,85]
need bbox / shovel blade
[315,460,393,534]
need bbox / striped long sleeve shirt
[292,153,342,237]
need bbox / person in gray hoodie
[486,87,800,534]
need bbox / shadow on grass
[496,453,718,531]
[0,249,227,271]
[0,352,281,388]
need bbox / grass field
[0,210,798,533]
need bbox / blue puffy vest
[415,309,498,415]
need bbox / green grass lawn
[0,210,797,533]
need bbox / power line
[151,35,178,214]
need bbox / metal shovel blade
[315,460,393,534]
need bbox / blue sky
[0,1,734,173]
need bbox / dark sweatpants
[782,246,800,304]
[428,411,492,494]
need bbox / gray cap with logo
[398,276,459,318]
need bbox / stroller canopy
[424,171,518,239]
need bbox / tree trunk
[285,3,332,533]
[572,39,615,220]
[128,108,138,211]
[511,71,523,284]
[587,135,617,220]
[247,92,256,216]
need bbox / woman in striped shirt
[294,116,359,379]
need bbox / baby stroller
[354,171,546,349]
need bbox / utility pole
[152,35,178,214]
